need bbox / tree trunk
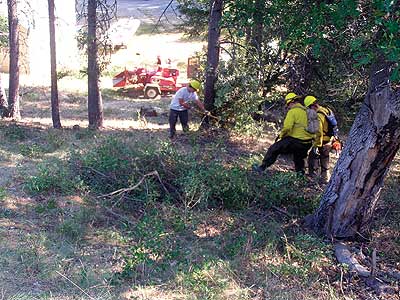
[7,0,20,120]
[313,61,400,239]
[203,0,223,114]
[48,0,62,129]
[87,0,103,129]
[251,0,264,64]
[287,51,314,95]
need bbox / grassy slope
[0,84,399,300]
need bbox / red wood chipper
[112,66,185,99]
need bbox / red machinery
[112,66,185,98]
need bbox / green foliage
[254,172,318,215]
[179,261,229,298]
[17,130,66,158]
[26,136,318,215]
[0,187,6,201]
[213,58,266,134]
[268,234,332,281]
[57,208,94,242]
[2,124,29,142]
[0,16,8,47]
[44,130,67,151]
[176,0,209,38]
[56,68,77,80]
[25,160,80,195]
[116,210,186,282]
[179,162,253,210]
[19,143,46,158]
[68,137,253,209]
[35,198,58,214]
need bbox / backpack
[296,106,319,134]
[320,108,339,137]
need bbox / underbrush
[25,136,316,215]
[370,164,400,262]
[21,135,346,299]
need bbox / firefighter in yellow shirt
[253,93,314,174]
[304,95,335,183]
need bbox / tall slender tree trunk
[251,0,264,68]
[203,0,223,114]
[7,0,20,120]
[313,60,400,239]
[87,0,103,129]
[48,0,61,128]
[251,0,265,115]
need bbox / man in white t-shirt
[168,80,207,138]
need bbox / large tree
[184,0,400,239]
[0,16,8,115]
[48,0,61,129]
[76,0,116,129]
[87,0,103,129]
[306,1,400,239]
[203,0,223,114]
[6,0,20,120]
[313,60,400,239]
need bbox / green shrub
[254,172,318,215]
[193,164,252,209]
[25,160,79,195]
[19,143,46,158]
[2,124,29,141]
[58,208,94,242]
[0,187,6,200]
[35,198,58,214]
[44,130,66,151]
[214,59,263,134]
[67,136,318,212]
[268,234,332,281]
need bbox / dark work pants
[260,136,312,173]
[308,142,331,179]
[169,109,189,136]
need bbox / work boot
[321,170,330,184]
[320,157,330,183]
[307,157,319,178]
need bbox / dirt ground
[0,29,262,299]
[1,18,399,300]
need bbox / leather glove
[332,140,342,151]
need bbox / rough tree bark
[87,0,103,129]
[48,0,62,128]
[313,60,400,239]
[7,0,20,119]
[203,0,223,115]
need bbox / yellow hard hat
[304,95,317,107]
[285,92,298,105]
[189,80,201,92]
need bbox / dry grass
[0,34,399,300]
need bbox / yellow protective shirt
[279,103,315,141]
[315,106,334,147]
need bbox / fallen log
[334,242,371,277]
